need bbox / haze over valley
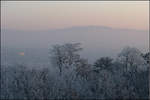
[1,26,149,66]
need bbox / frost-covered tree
[1,65,33,99]
[49,43,82,76]
[117,46,149,99]
[142,52,150,64]
[118,46,148,72]
[94,57,113,72]
[75,58,91,79]
[1,45,149,99]
[49,43,92,99]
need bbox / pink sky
[1,1,149,30]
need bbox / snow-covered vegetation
[1,43,149,99]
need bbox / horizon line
[1,25,149,32]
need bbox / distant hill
[1,26,149,63]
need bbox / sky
[1,1,149,31]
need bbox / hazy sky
[1,1,149,31]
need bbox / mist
[1,26,149,65]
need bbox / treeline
[1,43,149,100]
